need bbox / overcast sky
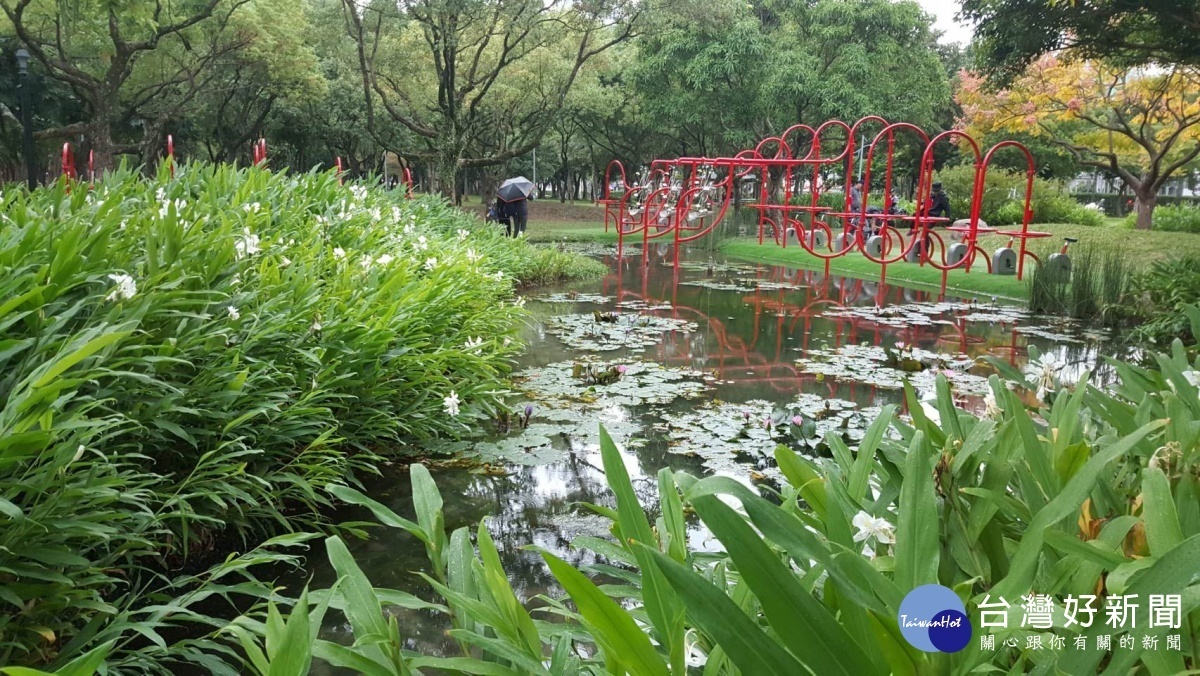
[915,0,975,46]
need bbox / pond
[305,243,1122,666]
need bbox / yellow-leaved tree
[957,55,1200,230]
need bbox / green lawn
[463,202,1200,299]
[718,240,1030,301]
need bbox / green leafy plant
[223,323,1200,674]
[0,165,599,671]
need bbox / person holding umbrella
[497,176,535,237]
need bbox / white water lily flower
[424,257,438,271]
[227,306,240,321]
[106,273,137,301]
[443,391,460,417]
[333,247,346,259]
[457,228,470,241]
[466,248,481,264]
[377,253,394,266]
[852,510,895,545]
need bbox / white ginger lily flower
[443,391,460,416]
[852,510,895,545]
[106,273,137,301]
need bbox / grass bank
[0,165,601,670]
[719,239,1030,300]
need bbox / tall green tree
[341,0,644,199]
[962,0,1200,84]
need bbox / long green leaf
[542,552,668,676]
[894,431,938,592]
[644,547,808,676]
[691,495,880,676]
[992,420,1164,599]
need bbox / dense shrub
[1121,203,1200,233]
[1128,255,1200,345]
[0,165,600,669]
[934,165,1102,226]
[1072,192,1200,216]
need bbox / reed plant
[1027,242,1131,324]
[0,164,598,670]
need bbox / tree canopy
[0,0,1004,197]
[961,0,1200,85]
[957,56,1200,228]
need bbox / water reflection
[306,246,1128,664]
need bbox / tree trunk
[89,100,117,174]
[1133,191,1157,230]
[139,116,168,175]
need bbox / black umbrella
[497,176,535,202]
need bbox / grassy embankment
[502,200,1200,300]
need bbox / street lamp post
[15,48,36,190]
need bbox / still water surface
[305,244,1119,665]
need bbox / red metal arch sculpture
[607,115,1042,292]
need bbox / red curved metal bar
[856,122,931,265]
[914,130,983,273]
[335,156,344,184]
[981,140,1042,279]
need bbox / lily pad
[658,395,884,482]
[794,343,991,396]
[547,312,697,351]
[536,292,614,304]
[515,359,711,409]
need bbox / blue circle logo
[898,584,972,653]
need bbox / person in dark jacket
[506,198,529,237]
[925,182,951,221]
[909,182,950,257]
[492,199,513,236]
